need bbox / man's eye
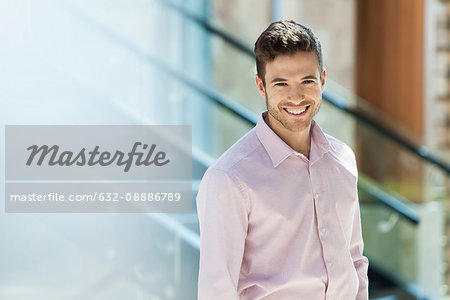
[275,82,287,86]
[302,80,314,84]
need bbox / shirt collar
[255,111,332,168]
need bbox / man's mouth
[283,105,310,116]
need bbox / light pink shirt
[196,111,369,300]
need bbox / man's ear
[320,68,326,92]
[255,75,266,98]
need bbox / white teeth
[285,106,308,115]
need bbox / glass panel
[210,34,265,113]
[360,192,418,285]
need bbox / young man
[196,20,369,299]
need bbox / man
[196,20,369,299]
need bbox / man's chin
[283,122,311,133]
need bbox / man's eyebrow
[270,77,288,83]
[270,75,318,83]
[301,75,318,80]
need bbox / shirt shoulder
[197,130,260,213]
[324,133,358,177]
[209,128,263,173]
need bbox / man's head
[254,20,323,86]
[253,21,326,136]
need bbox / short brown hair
[254,20,323,85]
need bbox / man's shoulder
[324,133,358,175]
[325,133,355,157]
[209,128,261,174]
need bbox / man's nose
[288,86,304,102]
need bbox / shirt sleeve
[351,191,370,299]
[196,167,249,300]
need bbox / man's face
[255,51,326,134]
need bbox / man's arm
[196,168,249,300]
[350,193,370,300]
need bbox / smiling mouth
[283,105,310,116]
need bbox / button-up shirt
[196,111,369,299]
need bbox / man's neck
[264,114,312,158]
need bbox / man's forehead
[265,51,320,78]
[266,66,319,81]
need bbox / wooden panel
[356,0,424,137]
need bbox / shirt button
[314,192,319,198]
[321,228,326,234]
